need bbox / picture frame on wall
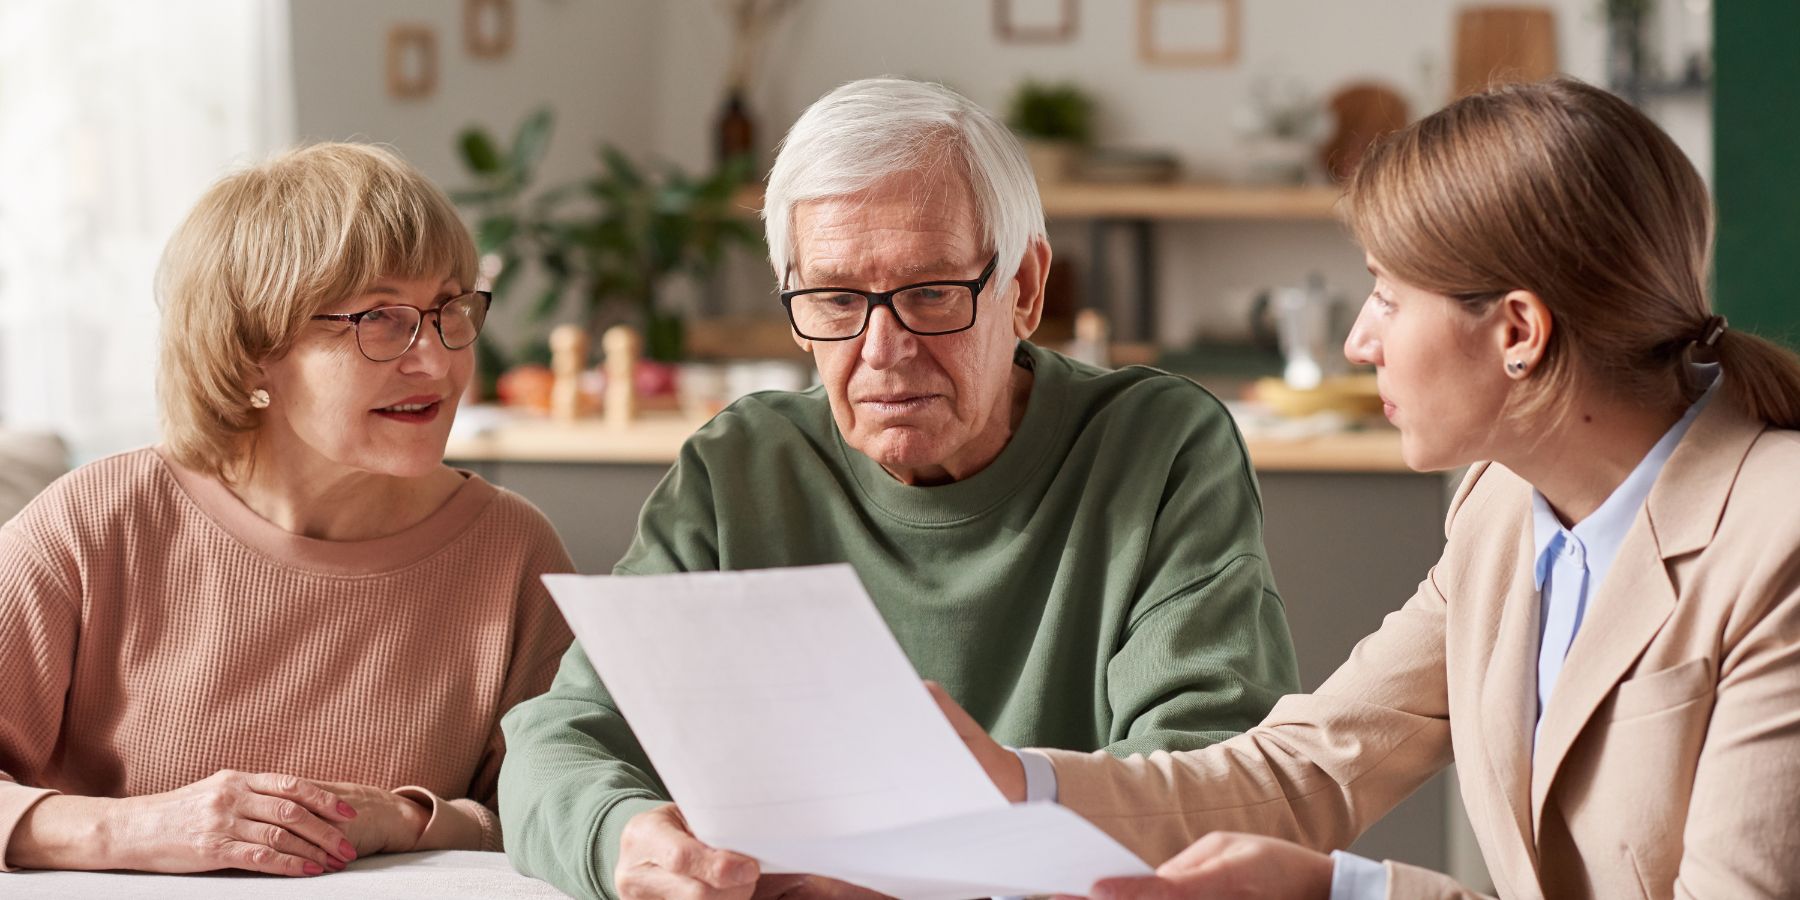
[993,0,1077,43]
[386,25,437,99]
[1139,0,1239,67]
[464,0,515,60]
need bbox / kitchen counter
[444,409,1412,473]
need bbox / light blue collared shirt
[1529,382,1710,745]
[1331,373,1716,900]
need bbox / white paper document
[541,564,1152,899]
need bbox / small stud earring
[249,389,271,409]
[1506,360,1527,375]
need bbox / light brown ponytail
[1713,328,1800,428]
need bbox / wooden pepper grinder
[549,323,590,422]
[602,325,641,428]
[1070,309,1111,369]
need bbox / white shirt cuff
[1329,850,1389,900]
[1008,747,1059,804]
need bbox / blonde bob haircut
[156,142,478,478]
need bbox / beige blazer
[1039,400,1800,899]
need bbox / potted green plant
[454,109,762,370]
[1006,80,1095,181]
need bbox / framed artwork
[1138,0,1239,67]
[464,0,515,59]
[386,25,437,99]
[993,0,1077,43]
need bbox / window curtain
[0,0,293,462]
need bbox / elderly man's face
[789,170,1047,485]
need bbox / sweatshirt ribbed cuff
[597,796,668,900]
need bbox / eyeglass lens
[357,293,489,361]
[789,284,974,339]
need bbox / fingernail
[327,857,346,872]
[339,840,357,860]
[303,862,324,876]
[337,801,357,819]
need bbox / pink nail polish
[328,857,346,872]
[340,840,357,860]
[303,862,324,876]
[337,801,357,819]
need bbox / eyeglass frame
[311,290,493,362]
[779,254,1000,341]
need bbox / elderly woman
[0,143,573,878]
[941,79,1800,899]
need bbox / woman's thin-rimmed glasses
[312,291,492,362]
[780,254,999,341]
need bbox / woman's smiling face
[255,273,474,479]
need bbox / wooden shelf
[733,182,1343,222]
[1039,182,1342,221]
[445,409,1411,473]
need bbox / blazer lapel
[1526,399,1764,834]
[1528,523,1676,834]
[1480,521,1544,862]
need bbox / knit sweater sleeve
[0,516,82,871]
[498,430,723,900]
[400,495,576,852]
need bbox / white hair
[763,77,1046,291]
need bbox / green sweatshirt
[499,342,1299,899]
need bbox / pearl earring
[249,389,271,409]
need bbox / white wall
[290,0,661,188]
[640,0,1708,347]
[283,0,1710,351]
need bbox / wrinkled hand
[1089,832,1334,900]
[926,680,1025,803]
[311,781,430,857]
[616,803,763,900]
[108,769,359,876]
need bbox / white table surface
[5,850,576,899]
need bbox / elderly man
[500,77,1299,900]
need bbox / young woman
[938,78,1800,899]
[0,144,573,877]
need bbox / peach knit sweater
[0,448,574,870]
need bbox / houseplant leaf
[511,108,555,181]
[459,128,505,176]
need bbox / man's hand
[926,681,1026,803]
[616,803,762,900]
[1089,832,1334,900]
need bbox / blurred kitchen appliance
[1251,274,1350,390]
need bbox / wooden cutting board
[1453,5,1559,97]
[1320,82,1411,182]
